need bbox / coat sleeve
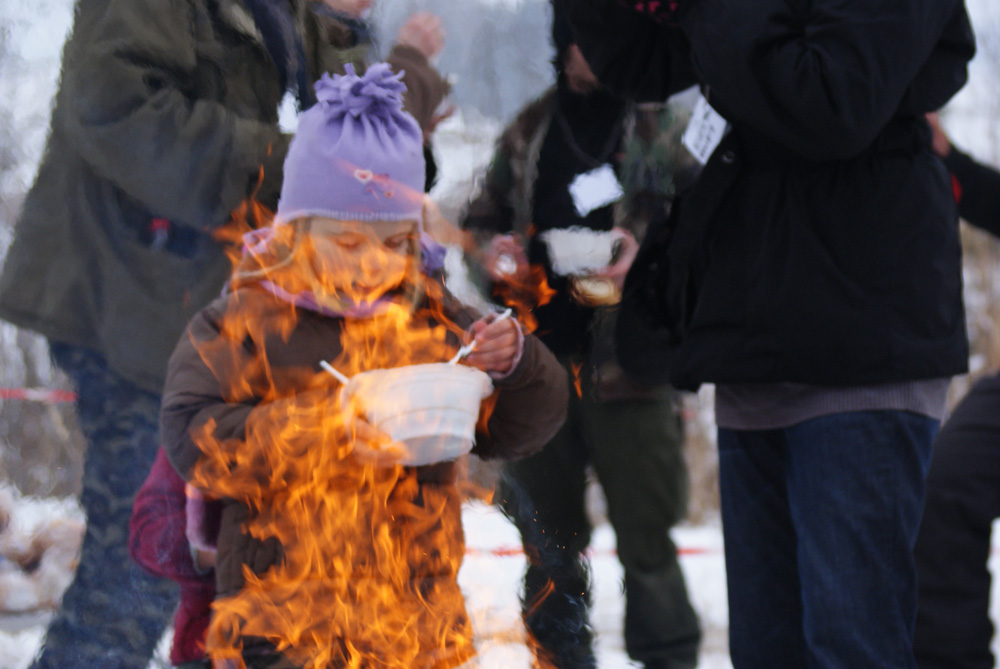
[56,0,289,230]
[945,148,1000,239]
[471,335,568,461]
[161,302,259,480]
[386,45,450,138]
[129,449,214,588]
[161,296,341,486]
[679,0,972,160]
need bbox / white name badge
[682,95,729,165]
[569,163,624,217]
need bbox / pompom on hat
[275,63,426,225]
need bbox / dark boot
[522,562,597,669]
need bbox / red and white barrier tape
[0,388,76,403]
[465,545,720,558]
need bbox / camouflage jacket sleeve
[460,90,557,243]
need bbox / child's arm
[162,296,345,486]
[161,301,261,481]
[470,330,569,461]
[129,449,214,587]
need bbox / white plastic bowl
[539,227,624,276]
[340,363,494,466]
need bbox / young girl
[160,64,568,668]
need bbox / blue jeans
[718,411,938,668]
[33,343,177,668]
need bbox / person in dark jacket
[461,8,702,666]
[161,65,568,668]
[912,113,1000,669]
[559,0,975,666]
[0,0,447,665]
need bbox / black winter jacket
[564,0,975,389]
[945,148,1000,238]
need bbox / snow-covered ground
[4,493,1000,669]
[0,491,726,669]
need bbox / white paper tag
[569,164,624,217]
[682,95,729,165]
[278,91,299,134]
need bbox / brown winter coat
[0,0,447,394]
[161,282,568,596]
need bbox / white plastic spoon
[448,309,514,365]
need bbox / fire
[456,224,555,335]
[213,164,274,270]
[489,265,556,335]
[185,226,501,668]
[570,361,583,398]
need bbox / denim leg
[784,411,936,669]
[32,343,178,669]
[914,373,1000,669]
[717,428,807,669]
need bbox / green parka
[0,0,446,394]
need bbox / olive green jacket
[0,0,446,394]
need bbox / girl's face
[306,217,419,302]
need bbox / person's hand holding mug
[484,234,529,282]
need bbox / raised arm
[472,335,569,461]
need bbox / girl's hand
[350,417,407,466]
[464,314,520,375]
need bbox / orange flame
[185,227,500,668]
[213,163,275,270]
[491,265,556,335]
[570,361,583,398]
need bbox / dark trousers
[498,367,700,669]
[31,343,177,668]
[719,410,937,669]
[914,372,1000,669]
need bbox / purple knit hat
[275,63,425,225]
